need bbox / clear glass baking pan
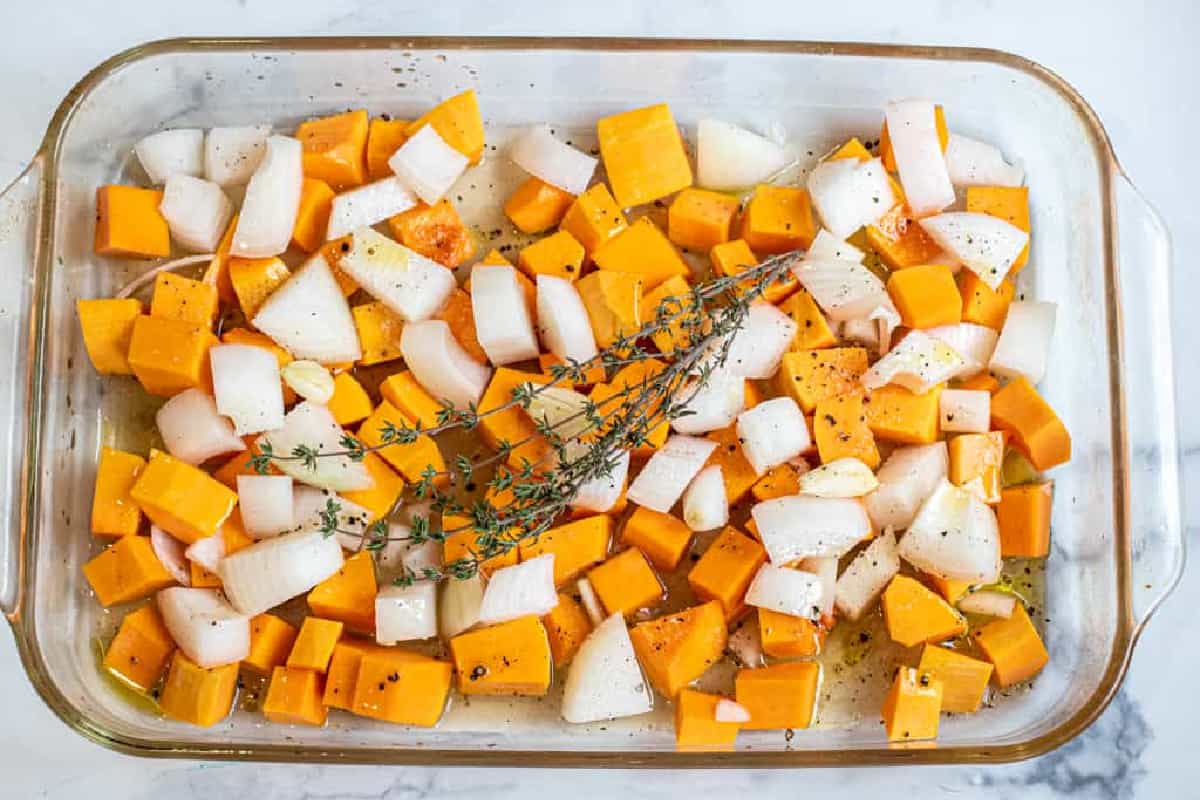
[0,36,1184,766]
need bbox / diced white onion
[204,125,270,186]
[375,582,438,643]
[577,577,605,626]
[799,555,837,619]
[536,275,598,364]
[727,614,764,668]
[806,156,894,238]
[561,613,652,724]
[184,532,225,573]
[135,129,205,184]
[834,530,900,620]
[251,253,363,364]
[627,435,718,513]
[338,226,456,322]
[751,495,871,564]
[571,448,631,514]
[218,529,344,616]
[944,133,1024,188]
[471,265,541,365]
[400,539,443,578]
[156,586,250,667]
[155,388,245,465]
[290,485,374,548]
[159,175,233,252]
[400,320,493,408]
[806,229,865,263]
[838,318,879,350]
[150,526,191,585]
[280,360,335,405]
[736,397,811,476]
[714,698,752,724]
[210,344,285,436]
[258,402,373,492]
[509,124,597,195]
[478,554,559,625]
[682,465,729,532]
[864,442,948,530]
[322,176,417,240]
[793,258,892,322]
[236,475,294,539]
[696,119,793,190]
[939,389,991,434]
[925,323,999,379]
[388,124,468,205]
[439,573,484,639]
[861,329,965,394]
[988,300,1056,384]
[958,590,1017,618]
[899,479,1002,584]
[670,370,745,435]
[744,562,824,620]
[231,135,303,258]
[799,457,879,498]
[919,212,1029,291]
[724,302,797,380]
[884,100,955,217]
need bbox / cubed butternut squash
[366,117,411,180]
[864,384,942,445]
[518,515,612,587]
[129,450,238,544]
[779,289,838,351]
[735,661,820,730]
[126,315,218,398]
[262,665,328,726]
[997,482,1053,557]
[829,137,872,161]
[352,648,453,724]
[640,275,698,354]
[668,188,740,251]
[308,551,378,634]
[596,103,692,208]
[291,177,336,252]
[341,453,406,523]
[450,615,552,696]
[211,437,281,488]
[814,391,880,468]
[751,463,802,502]
[972,602,1049,687]
[94,185,170,258]
[542,592,593,667]
[560,182,628,257]
[103,604,176,691]
[866,205,943,270]
[990,378,1071,471]
[243,613,298,674]
[703,425,760,504]
[405,90,486,164]
[710,238,798,305]
[434,287,490,365]
[159,651,238,727]
[687,527,766,620]
[775,348,869,413]
[357,400,446,483]
[886,264,962,329]
[442,526,519,577]
[351,301,405,366]
[478,368,553,469]
[325,372,373,427]
[620,506,693,571]
[387,200,476,268]
[323,638,389,709]
[966,186,1030,271]
[379,369,446,428]
[960,273,1015,330]
[203,214,239,303]
[587,548,663,618]
[228,256,290,320]
[948,431,1006,504]
[675,689,741,749]
[577,269,643,349]
[91,447,146,537]
[882,575,968,647]
[925,574,973,605]
[758,608,824,658]
[296,109,369,189]
[287,616,344,673]
[505,177,575,234]
[955,372,1001,393]
[592,217,690,291]
[917,644,993,713]
[77,298,143,375]
[630,600,727,698]
[881,666,943,741]
[539,352,607,388]
[740,185,816,254]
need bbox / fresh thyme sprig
[259,250,804,583]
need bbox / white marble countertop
[1,1,1196,797]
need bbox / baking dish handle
[1113,170,1186,634]
[0,156,42,620]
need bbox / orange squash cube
[948,431,1006,504]
[542,592,593,668]
[675,689,741,749]
[341,453,406,523]
[296,109,369,190]
[450,615,553,696]
[955,372,1001,393]
[918,644,993,713]
[593,217,689,291]
[434,287,490,365]
[366,117,411,180]
[518,229,585,282]
[442,527,519,577]
[478,368,553,469]
[687,526,766,620]
[710,238,798,305]
[620,506,693,572]
[126,315,219,397]
[387,199,476,268]
[243,613,298,674]
[211,437,281,488]
[997,482,1053,558]
[735,661,820,730]
[539,353,607,388]
[91,447,146,537]
[130,451,238,544]
[703,425,760,505]
[751,463,801,502]
[882,575,968,647]
[83,535,175,607]
[77,298,143,375]
[203,214,240,303]
[990,378,1071,471]
[103,604,176,691]
[587,548,663,618]
[668,188,740,251]
[351,301,405,366]
[758,608,824,658]
[94,185,170,258]
[866,205,944,270]
[775,347,868,413]
[378,369,445,428]
[887,264,962,329]
[596,103,692,208]
[814,392,880,468]
[967,186,1030,271]
[291,177,336,252]
[159,651,238,727]
[262,665,328,726]
[778,289,838,351]
[630,601,727,698]
[323,638,389,709]
[972,602,1049,687]
[960,273,1015,330]
[925,573,973,605]
[505,176,575,234]
[228,256,290,320]
[640,275,699,354]
[405,90,486,164]
[308,550,378,634]
[829,137,872,161]
[865,384,943,445]
[352,648,453,725]
[741,185,816,254]
[560,182,628,257]
[287,617,344,673]
[881,666,944,741]
[578,270,643,350]
[518,515,612,587]
[324,372,372,427]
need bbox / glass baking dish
[0,37,1184,766]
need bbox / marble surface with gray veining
[0,1,1195,798]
